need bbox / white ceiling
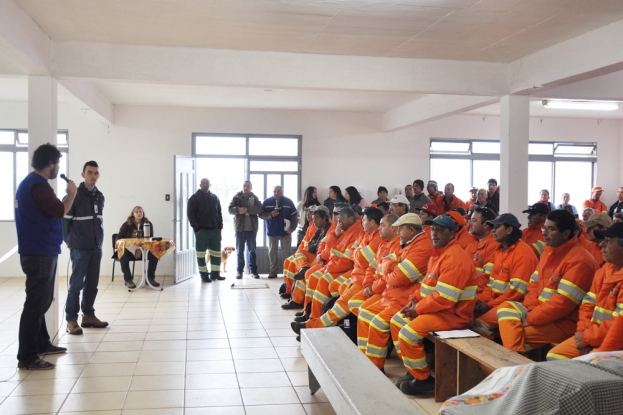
[465,99,623,120]
[15,0,623,62]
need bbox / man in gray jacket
[228,181,263,279]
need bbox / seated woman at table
[117,206,159,288]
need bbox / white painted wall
[0,101,621,277]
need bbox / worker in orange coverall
[472,213,538,338]
[357,213,433,370]
[547,222,623,359]
[392,214,478,396]
[497,209,597,353]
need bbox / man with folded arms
[522,202,550,258]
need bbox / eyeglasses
[541,226,559,233]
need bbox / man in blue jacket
[261,185,298,278]
[15,144,76,370]
[63,161,107,335]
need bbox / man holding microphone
[15,144,76,370]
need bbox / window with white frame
[0,130,69,221]
[429,139,596,208]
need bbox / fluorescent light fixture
[542,100,620,111]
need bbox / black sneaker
[281,300,304,310]
[294,314,309,323]
[37,345,67,356]
[291,321,305,335]
[400,376,435,396]
[18,357,55,371]
[395,371,414,388]
[280,293,291,299]
[295,311,304,317]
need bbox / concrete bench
[301,327,423,415]
[429,335,533,402]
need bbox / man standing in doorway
[64,161,108,335]
[15,144,76,370]
[487,179,500,212]
[228,181,262,279]
[188,178,224,282]
[262,185,298,279]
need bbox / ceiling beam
[510,18,623,95]
[58,80,114,124]
[52,41,509,96]
[383,95,498,132]
[0,0,50,75]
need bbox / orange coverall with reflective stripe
[283,222,318,294]
[473,241,538,338]
[359,233,433,369]
[455,226,477,250]
[578,234,604,267]
[582,199,608,214]
[465,232,497,293]
[396,240,478,380]
[599,314,623,351]
[428,193,444,213]
[547,263,623,360]
[306,229,382,328]
[497,238,597,352]
[439,195,465,214]
[522,224,546,258]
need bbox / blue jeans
[66,248,102,321]
[17,255,57,364]
[235,230,257,273]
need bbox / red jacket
[522,224,546,258]
[477,241,538,308]
[523,238,597,333]
[412,240,479,327]
[577,263,623,348]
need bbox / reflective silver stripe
[390,313,410,331]
[557,279,586,304]
[360,245,376,267]
[370,315,390,332]
[591,307,613,324]
[539,288,555,302]
[473,319,494,336]
[403,356,428,370]
[331,248,345,258]
[483,263,494,274]
[366,343,388,358]
[398,325,424,344]
[491,279,509,294]
[420,284,435,297]
[615,303,623,316]
[397,259,423,283]
[69,215,103,220]
[436,281,462,302]
[459,286,477,301]
[530,271,539,284]
[509,278,528,294]
[358,309,376,324]
[582,291,597,305]
[533,240,545,255]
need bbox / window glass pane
[529,143,553,155]
[195,136,246,156]
[554,145,595,156]
[16,152,29,190]
[284,174,299,205]
[57,132,68,146]
[266,174,282,195]
[430,159,471,201]
[196,157,246,249]
[17,132,28,146]
[0,152,14,220]
[472,160,500,194]
[249,138,298,156]
[250,160,298,172]
[430,141,470,153]
[472,141,500,154]
[0,131,14,145]
[554,162,592,210]
[58,152,68,198]
[528,162,552,206]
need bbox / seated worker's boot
[395,371,414,388]
[66,320,83,335]
[293,267,309,281]
[281,300,304,310]
[81,314,109,328]
[400,376,434,396]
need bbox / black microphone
[60,174,69,183]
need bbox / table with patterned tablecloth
[115,238,175,291]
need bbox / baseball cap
[389,194,410,206]
[488,213,522,229]
[424,214,456,231]
[592,186,603,193]
[469,187,478,193]
[420,203,439,216]
[522,203,550,215]
[594,222,623,239]
[427,180,438,189]
[413,179,425,189]
[393,213,422,227]
[309,205,330,215]
[339,207,355,217]
[447,211,466,227]
[581,212,613,228]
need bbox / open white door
[173,155,196,283]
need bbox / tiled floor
[0,273,442,415]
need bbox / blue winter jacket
[261,196,298,237]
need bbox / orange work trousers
[283,251,315,294]
[348,291,381,318]
[497,301,572,352]
[306,284,364,329]
[398,314,454,380]
[472,305,502,339]
[357,299,401,369]
[546,336,597,361]
[311,271,351,318]
[291,264,323,307]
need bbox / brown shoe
[81,314,109,328]
[66,320,83,335]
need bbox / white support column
[28,75,61,344]
[499,95,530,223]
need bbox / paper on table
[432,329,480,339]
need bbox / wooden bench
[428,335,533,402]
[301,327,423,415]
